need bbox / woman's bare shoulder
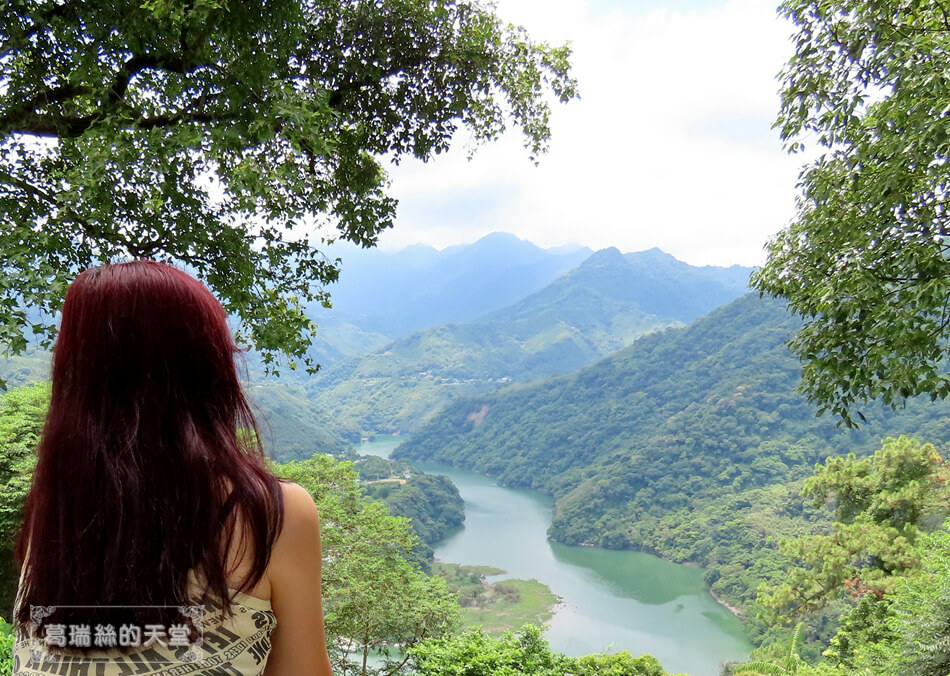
[262,481,332,674]
[269,482,320,572]
[277,481,319,526]
[278,481,317,511]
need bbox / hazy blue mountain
[312,232,593,338]
[305,247,754,432]
[620,247,752,321]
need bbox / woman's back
[14,481,330,676]
[11,262,332,675]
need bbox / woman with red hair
[11,261,333,675]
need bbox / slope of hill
[302,317,393,367]
[393,294,950,607]
[618,247,752,322]
[0,350,348,462]
[306,247,753,432]
[249,383,350,461]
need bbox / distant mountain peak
[583,247,625,264]
[397,243,440,254]
[640,246,675,257]
[473,231,527,245]
[626,247,677,262]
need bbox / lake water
[360,435,752,675]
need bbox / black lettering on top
[248,638,270,665]
[65,660,92,676]
[203,627,240,652]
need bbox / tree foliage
[0,383,46,617]
[734,623,807,676]
[758,437,950,617]
[0,617,13,676]
[0,0,577,371]
[752,0,950,426]
[409,624,676,676]
[272,454,461,676]
[362,471,465,545]
[789,523,950,676]
[869,524,950,676]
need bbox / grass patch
[434,562,560,634]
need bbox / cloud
[378,0,805,267]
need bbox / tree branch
[0,84,94,134]
[108,54,189,105]
[4,107,242,138]
[0,173,57,206]
[0,47,213,139]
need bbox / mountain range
[392,293,950,607]
[303,245,752,432]
[307,232,593,347]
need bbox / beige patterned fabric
[12,579,276,676]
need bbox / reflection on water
[549,543,704,606]
[362,435,752,676]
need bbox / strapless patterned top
[11,574,277,676]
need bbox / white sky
[373,0,805,267]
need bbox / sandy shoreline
[709,589,742,617]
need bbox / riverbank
[709,589,743,618]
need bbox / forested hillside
[308,247,752,432]
[353,454,466,546]
[394,294,950,609]
[249,383,351,461]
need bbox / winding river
[361,435,752,676]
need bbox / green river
[360,435,753,676]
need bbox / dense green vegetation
[0,619,12,676]
[249,382,352,461]
[395,294,950,617]
[409,624,680,676]
[360,468,466,546]
[728,439,950,675]
[757,437,950,618]
[835,525,950,675]
[309,247,750,432]
[0,384,47,617]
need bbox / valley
[6,234,947,674]
[362,435,751,676]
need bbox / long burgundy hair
[14,260,284,647]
